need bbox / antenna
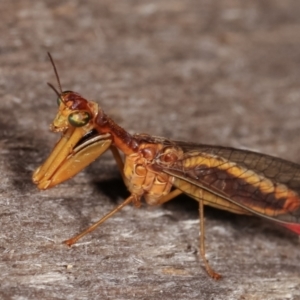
[47,82,61,99]
[47,52,63,94]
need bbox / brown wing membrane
[170,177,252,215]
[152,137,300,225]
[175,141,300,193]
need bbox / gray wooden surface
[1,1,300,299]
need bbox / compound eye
[56,96,62,106]
[68,111,91,127]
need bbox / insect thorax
[123,142,183,205]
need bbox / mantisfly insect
[33,54,300,279]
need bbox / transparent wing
[148,136,300,228]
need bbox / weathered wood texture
[1,1,300,299]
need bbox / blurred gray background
[1,1,300,299]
